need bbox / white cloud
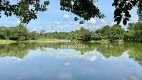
[96,25,101,29]
[63,14,70,19]
[46,24,51,27]
[46,30,55,32]
[74,23,78,25]
[68,21,73,24]
[110,22,115,26]
[12,19,21,25]
[101,19,107,24]
[79,24,86,27]
[87,18,96,24]
[54,21,60,24]
[32,28,37,31]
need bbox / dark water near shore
[0,42,142,80]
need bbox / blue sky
[0,0,138,32]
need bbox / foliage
[137,0,142,20]
[0,21,142,42]
[60,0,104,23]
[0,24,38,41]
[124,21,142,42]
[0,26,9,39]
[0,0,49,23]
[109,25,125,40]
[95,24,125,41]
[8,24,29,41]
[0,0,142,25]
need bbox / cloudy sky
[0,0,138,32]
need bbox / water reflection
[0,42,142,62]
[0,42,142,80]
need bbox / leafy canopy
[0,0,142,25]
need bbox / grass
[118,40,124,44]
[89,40,124,44]
[0,39,124,44]
[0,39,71,44]
[0,40,17,44]
[20,39,71,43]
[89,40,110,43]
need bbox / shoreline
[0,39,71,44]
[0,40,17,44]
[21,40,71,43]
[0,39,138,44]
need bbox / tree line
[0,21,142,42]
[0,24,39,41]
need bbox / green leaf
[114,16,122,22]
[119,2,125,8]
[125,11,131,18]
[74,17,79,21]
[123,19,127,25]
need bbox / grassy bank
[0,39,124,44]
[0,39,71,44]
[21,39,71,43]
[0,40,17,44]
[89,40,124,44]
[89,40,109,43]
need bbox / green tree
[109,25,125,40]
[9,24,29,41]
[0,26,9,39]
[29,31,39,40]
[124,22,142,42]
[95,25,111,39]
[0,0,49,24]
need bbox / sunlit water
[0,42,142,80]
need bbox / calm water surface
[0,42,142,80]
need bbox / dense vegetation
[0,24,39,41]
[0,21,142,42]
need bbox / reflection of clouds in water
[83,50,105,61]
[64,61,71,66]
[57,74,72,80]
[89,56,96,61]
[109,52,129,60]
[39,48,105,62]
[83,53,97,61]
[126,75,137,80]
[17,59,22,61]
[81,68,96,75]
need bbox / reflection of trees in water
[95,42,142,66]
[0,42,142,65]
[139,61,142,67]
[124,43,142,66]
[95,43,125,58]
[0,43,38,58]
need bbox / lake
[0,42,142,80]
